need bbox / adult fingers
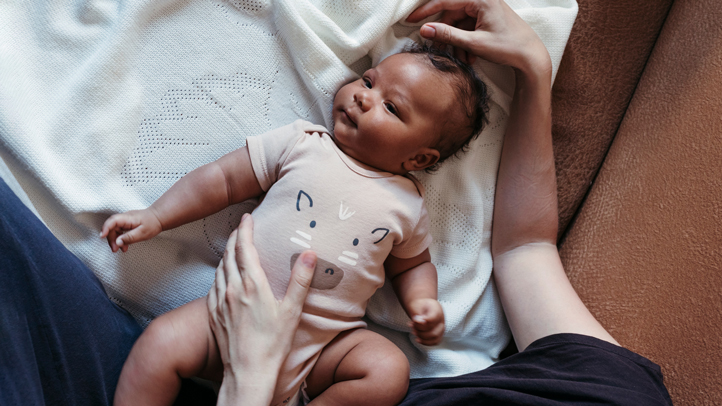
[222,229,242,292]
[213,259,227,309]
[439,9,463,26]
[280,250,316,317]
[407,0,472,23]
[208,262,225,335]
[235,214,264,286]
[207,279,218,318]
[420,22,490,56]
[452,17,478,63]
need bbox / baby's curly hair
[402,44,490,172]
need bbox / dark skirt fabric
[401,333,673,406]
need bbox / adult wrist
[218,368,279,406]
[514,69,551,98]
[514,51,553,89]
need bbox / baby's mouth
[343,109,357,127]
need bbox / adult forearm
[491,68,557,257]
[149,161,231,231]
[407,0,618,351]
[407,0,558,255]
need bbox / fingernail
[420,24,436,38]
[242,213,250,221]
[302,252,316,268]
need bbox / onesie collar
[327,134,394,179]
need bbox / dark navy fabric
[0,178,143,406]
[401,333,673,406]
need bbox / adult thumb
[420,23,481,54]
[281,250,316,314]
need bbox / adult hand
[208,213,317,406]
[407,0,552,77]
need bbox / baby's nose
[354,91,373,112]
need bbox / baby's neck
[329,133,407,176]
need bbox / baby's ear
[403,148,440,172]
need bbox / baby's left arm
[385,249,445,346]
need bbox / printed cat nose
[290,253,344,290]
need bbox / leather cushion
[559,0,722,404]
[551,0,673,238]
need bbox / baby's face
[332,53,457,174]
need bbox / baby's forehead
[401,56,459,109]
[405,53,460,91]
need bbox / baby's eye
[363,78,372,89]
[384,102,398,117]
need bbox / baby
[103,45,488,406]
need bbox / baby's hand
[407,298,445,346]
[100,209,162,253]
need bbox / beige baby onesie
[246,120,431,405]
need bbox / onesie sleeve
[390,200,432,259]
[246,120,306,191]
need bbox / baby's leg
[114,298,223,406]
[305,329,410,406]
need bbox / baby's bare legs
[114,298,222,406]
[305,329,410,406]
[115,299,408,406]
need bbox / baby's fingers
[104,225,129,252]
[115,227,144,248]
[101,215,131,250]
[115,224,157,252]
[412,315,432,332]
[105,228,120,252]
[414,322,445,345]
[100,216,115,237]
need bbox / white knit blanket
[0,0,576,378]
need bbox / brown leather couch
[551,0,721,404]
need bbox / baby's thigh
[144,297,223,381]
[305,328,410,400]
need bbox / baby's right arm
[101,146,263,252]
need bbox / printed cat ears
[296,190,389,244]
